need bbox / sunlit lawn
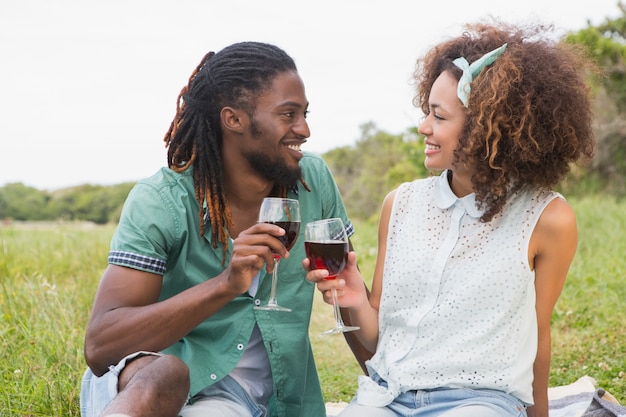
[1,196,624,415]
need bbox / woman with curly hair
[306,21,595,417]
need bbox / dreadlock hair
[163,42,305,262]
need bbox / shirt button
[210,374,217,380]
[254,299,261,306]
[237,344,244,350]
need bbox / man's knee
[157,355,190,392]
[120,354,190,395]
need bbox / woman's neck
[447,170,474,197]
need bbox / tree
[323,123,428,220]
[47,183,134,224]
[566,5,626,195]
[0,183,51,221]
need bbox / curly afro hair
[414,21,596,221]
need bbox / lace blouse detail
[359,171,560,406]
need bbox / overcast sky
[1,0,622,190]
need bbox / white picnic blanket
[548,376,626,417]
[326,376,626,417]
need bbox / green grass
[549,197,626,393]
[0,223,111,416]
[1,197,625,415]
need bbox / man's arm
[84,222,286,376]
[84,264,243,376]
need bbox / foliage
[0,183,51,221]
[323,123,428,220]
[565,5,626,111]
[565,9,626,196]
[0,182,134,224]
[47,183,134,224]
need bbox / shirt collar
[433,170,484,219]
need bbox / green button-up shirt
[108,152,352,417]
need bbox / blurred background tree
[565,3,626,195]
[323,122,428,220]
[0,182,133,224]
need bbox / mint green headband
[452,43,507,107]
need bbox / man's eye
[304,110,310,119]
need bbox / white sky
[1,0,622,190]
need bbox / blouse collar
[433,170,484,219]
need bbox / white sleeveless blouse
[358,171,561,406]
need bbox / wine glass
[304,218,359,334]
[255,197,300,312]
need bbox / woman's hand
[303,251,368,309]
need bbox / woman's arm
[305,189,397,353]
[526,198,578,417]
[344,189,396,351]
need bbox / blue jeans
[80,351,159,417]
[180,375,267,417]
[80,352,266,417]
[338,386,526,417]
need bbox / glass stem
[331,288,345,327]
[267,257,280,306]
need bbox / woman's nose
[417,118,430,135]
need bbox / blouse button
[254,299,261,306]
[237,344,244,350]
[210,374,217,380]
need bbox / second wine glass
[255,197,300,312]
[304,218,359,334]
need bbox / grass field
[1,196,625,416]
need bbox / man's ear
[220,107,248,133]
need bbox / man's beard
[246,118,302,187]
[246,151,302,188]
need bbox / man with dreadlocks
[80,42,353,417]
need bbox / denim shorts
[338,375,526,417]
[80,351,266,417]
[181,375,267,417]
[80,351,160,417]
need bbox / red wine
[304,240,348,279]
[268,221,300,251]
